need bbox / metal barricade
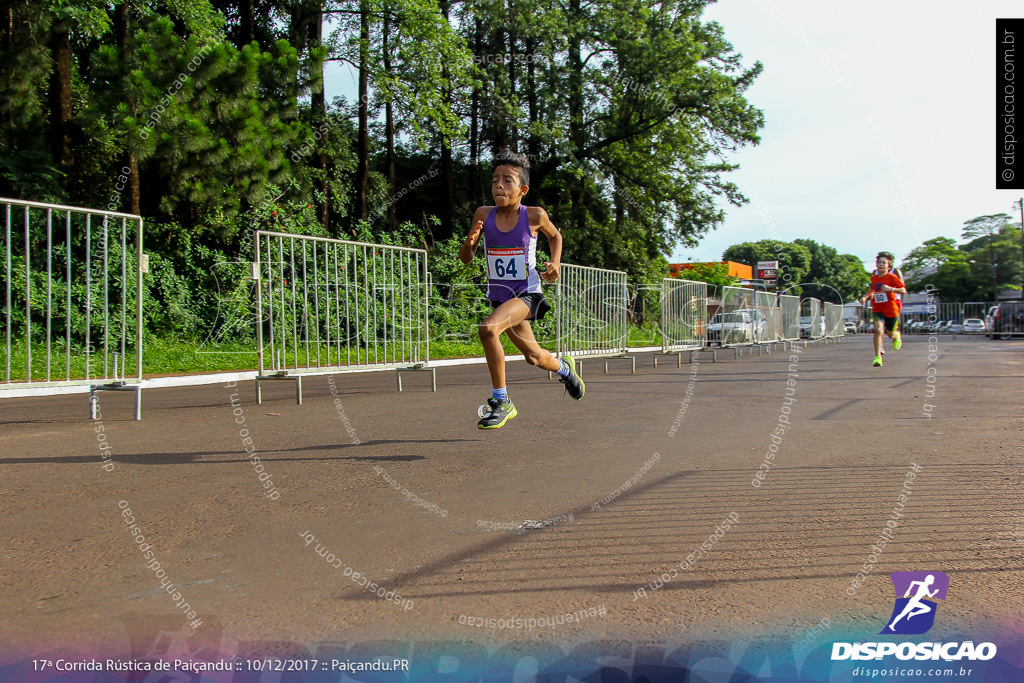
[714,286,756,347]
[655,278,707,366]
[253,231,434,403]
[963,301,995,333]
[779,294,800,341]
[2,198,144,419]
[554,263,632,373]
[804,298,823,339]
[628,283,664,347]
[935,302,963,333]
[823,302,844,338]
[753,290,778,343]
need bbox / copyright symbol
[1003,168,1014,182]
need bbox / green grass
[627,322,662,347]
[2,327,661,381]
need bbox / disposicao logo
[831,571,998,662]
[880,571,948,635]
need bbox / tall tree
[0,1,60,199]
[355,0,370,221]
[722,240,812,296]
[290,0,330,230]
[962,214,1015,300]
[91,13,300,235]
[902,236,963,277]
[464,0,763,271]
[113,0,140,214]
[794,238,868,303]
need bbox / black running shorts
[489,292,551,321]
[872,312,899,332]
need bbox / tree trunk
[567,0,585,238]
[239,0,255,47]
[525,36,540,189]
[614,174,624,231]
[310,1,329,231]
[3,5,13,128]
[383,11,395,230]
[48,23,72,191]
[355,0,370,223]
[470,18,482,204]
[506,7,516,145]
[439,0,453,238]
[1019,202,1024,291]
[114,2,140,214]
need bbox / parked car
[989,301,1024,339]
[707,311,752,344]
[962,318,986,333]
[858,321,873,333]
[843,321,857,334]
[947,321,963,333]
[734,308,768,342]
[799,316,812,339]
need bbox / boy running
[871,253,903,355]
[458,150,585,429]
[860,251,906,367]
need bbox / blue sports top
[483,205,541,302]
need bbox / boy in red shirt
[871,252,903,356]
[860,251,906,367]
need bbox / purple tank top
[483,206,541,302]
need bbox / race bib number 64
[487,247,527,281]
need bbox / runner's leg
[479,298,533,389]
[507,318,561,372]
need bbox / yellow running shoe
[558,355,585,400]
[477,398,517,429]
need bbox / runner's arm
[459,207,489,264]
[532,207,562,282]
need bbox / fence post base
[89,382,143,421]
[255,373,302,405]
[603,355,636,374]
[396,364,436,392]
[653,351,687,368]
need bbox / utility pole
[1016,199,1024,297]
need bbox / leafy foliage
[902,215,1023,301]
[2,0,769,345]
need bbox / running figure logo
[880,571,949,635]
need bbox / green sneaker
[872,355,883,367]
[559,356,585,400]
[477,398,517,429]
[893,333,902,351]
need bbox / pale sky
[673,0,1023,269]
[327,2,1024,270]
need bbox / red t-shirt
[869,273,904,317]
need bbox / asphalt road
[1,334,1021,660]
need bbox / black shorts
[489,292,551,321]
[872,312,900,332]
